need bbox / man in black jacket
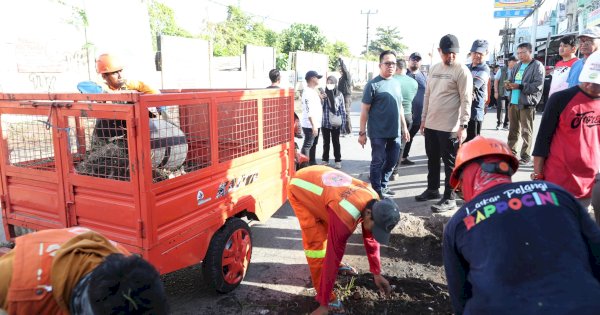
[338,58,353,136]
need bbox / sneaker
[431,198,457,213]
[381,187,396,197]
[334,162,342,169]
[401,158,415,165]
[519,158,532,166]
[496,124,501,130]
[415,189,441,202]
[502,125,509,130]
[320,161,330,166]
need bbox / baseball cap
[409,52,422,61]
[579,50,600,84]
[440,34,460,54]
[578,26,600,39]
[305,70,323,81]
[370,198,401,245]
[470,39,489,54]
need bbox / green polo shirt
[394,74,417,115]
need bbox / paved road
[164,98,544,314]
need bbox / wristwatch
[359,131,366,136]
[530,172,545,180]
[460,124,468,129]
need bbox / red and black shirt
[532,86,600,198]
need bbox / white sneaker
[334,162,342,169]
[320,161,330,166]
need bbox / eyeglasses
[410,58,421,62]
[381,62,396,67]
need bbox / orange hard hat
[96,53,123,74]
[450,136,519,189]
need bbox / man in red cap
[444,136,600,315]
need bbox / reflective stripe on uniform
[339,199,361,220]
[291,178,323,195]
[304,248,326,258]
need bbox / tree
[367,26,407,58]
[279,23,328,54]
[210,6,278,56]
[147,0,193,51]
[324,41,352,70]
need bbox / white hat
[579,50,600,84]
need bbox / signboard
[588,7,600,28]
[494,8,533,18]
[494,0,535,8]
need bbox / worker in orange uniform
[95,53,167,119]
[288,165,401,315]
[93,53,165,140]
[0,227,168,314]
[96,53,159,95]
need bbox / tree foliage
[148,0,193,50]
[324,41,351,70]
[211,6,278,56]
[367,26,407,58]
[279,23,328,54]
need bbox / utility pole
[530,0,540,56]
[503,18,509,59]
[361,9,378,81]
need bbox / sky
[164,0,560,65]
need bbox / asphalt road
[163,98,543,314]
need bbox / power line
[361,10,378,56]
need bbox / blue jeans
[370,137,401,194]
[301,127,320,165]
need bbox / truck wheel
[203,217,252,293]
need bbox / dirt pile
[335,275,452,315]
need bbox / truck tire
[202,217,252,293]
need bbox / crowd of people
[289,29,599,314]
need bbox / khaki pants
[507,105,535,161]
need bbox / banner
[494,0,535,8]
[588,7,600,28]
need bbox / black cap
[370,198,401,245]
[440,34,460,54]
[396,59,407,69]
[305,70,323,81]
[470,39,488,54]
[409,52,422,61]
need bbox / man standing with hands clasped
[416,34,473,213]
[358,50,409,199]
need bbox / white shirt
[301,87,323,128]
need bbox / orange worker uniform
[0,228,129,314]
[287,165,382,306]
[102,80,159,94]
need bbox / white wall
[0,0,157,93]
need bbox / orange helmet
[450,136,519,189]
[96,53,123,74]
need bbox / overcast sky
[164,0,560,64]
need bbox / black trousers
[424,128,459,200]
[321,127,341,162]
[402,121,420,159]
[465,120,482,142]
[497,96,510,127]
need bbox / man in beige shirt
[416,34,473,212]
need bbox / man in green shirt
[392,59,418,179]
